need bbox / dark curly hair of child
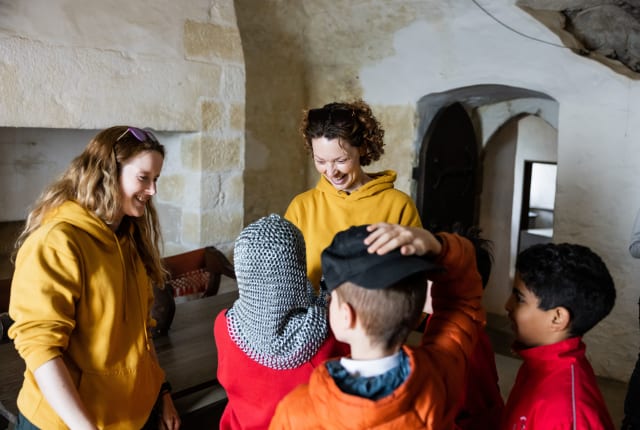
[516,242,616,337]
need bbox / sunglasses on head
[117,127,159,144]
[307,107,354,124]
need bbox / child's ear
[550,306,571,332]
[342,302,357,329]
[333,296,356,331]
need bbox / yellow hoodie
[8,201,164,429]
[285,170,422,289]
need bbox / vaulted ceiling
[517,0,640,77]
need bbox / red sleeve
[420,232,485,362]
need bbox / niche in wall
[518,161,556,253]
[0,128,98,278]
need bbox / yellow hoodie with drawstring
[8,201,164,429]
[285,170,422,290]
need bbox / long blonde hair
[14,126,166,285]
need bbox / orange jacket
[269,233,485,429]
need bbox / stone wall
[237,1,423,223]
[2,0,640,384]
[0,0,245,257]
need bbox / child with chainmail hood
[213,214,349,430]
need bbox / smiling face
[115,149,163,228]
[505,273,558,348]
[311,137,368,193]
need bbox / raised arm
[365,222,441,257]
[365,223,484,350]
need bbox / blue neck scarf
[326,350,411,400]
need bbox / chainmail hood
[226,214,329,369]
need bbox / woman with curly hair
[285,100,422,290]
[8,126,180,430]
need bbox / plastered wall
[239,0,640,382]
[1,0,638,383]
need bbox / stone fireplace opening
[0,127,224,280]
[0,128,98,279]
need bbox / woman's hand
[159,393,181,430]
[364,223,442,257]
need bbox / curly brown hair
[300,99,385,166]
[14,126,166,286]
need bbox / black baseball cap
[321,225,440,293]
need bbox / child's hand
[364,223,442,257]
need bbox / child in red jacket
[418,226,504,430]
[501,243,616,429]
[453,227,504,430]
[214,214,348,430]
[270,223,485,429]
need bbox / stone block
[201,209,243,243]
[230,103,245,131]
[156,202,182,245]
[201,135,243,171]
[158,174,186,205]
[180,134,203,170]
[221,65,246,102]
[184,20,243,63]
[202,100,225,132]
[201,173,222,210]
[181,212,202,244]
[219,171,244,207]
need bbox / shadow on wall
[234,0,310,225]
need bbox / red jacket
[424,308,504,430]
[501,337,614,430]
[214,311,349,430]
[269,233,485,429]
[455,329,504,430]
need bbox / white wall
[477,115,557,315]
[510,115,558,274]
[479,120,518,313]
[0,0,246,254]
[354,0,638,380]
[0,129,94,221]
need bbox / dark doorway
[518,161,556,252]
[414,103,479,232]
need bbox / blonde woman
[9,126,179,430]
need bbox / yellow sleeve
[8,226,83,372]
[400,199,422,228]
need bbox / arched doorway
[414,102,478,232]
[414,85,559,315]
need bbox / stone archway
[414,84,559,314]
